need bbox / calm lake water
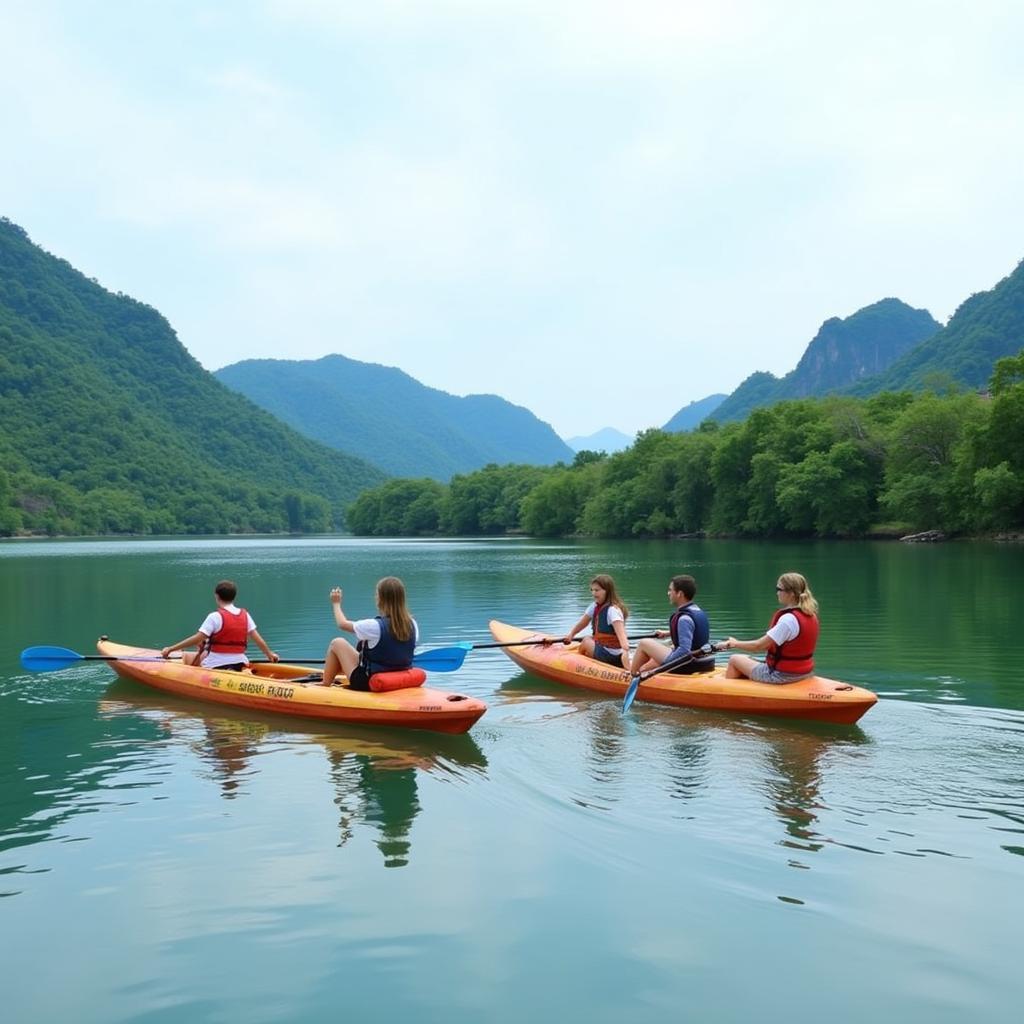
[2,537,1023,1023]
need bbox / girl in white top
[721,571,820,683]
[564,574,631,670]
[314,576,420,689]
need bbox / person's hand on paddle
[160,646,172,659]
[655,629,668,639]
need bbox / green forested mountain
[662,393,727,432]
[711,299,940,423]
[216,355,574,480]
[0,218,384,535]
[848,259,1024,396]
[347,348,1024,540]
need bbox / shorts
[748,662,810,685]
[666,656,716,675]
[347,664,372,691]
[593,643,626,668]
[203,661,246,673]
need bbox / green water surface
[1,537,1022,1023]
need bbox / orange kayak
[97,638,487,734]
[489,620,877,725]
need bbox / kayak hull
[489,621,876,725]
[97,640,487,734]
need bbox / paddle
[20,643,473,675]
[258,645,473,673]
[622,643,716,713]
[20,646,182,672]
[470,632,657,651]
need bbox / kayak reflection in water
[629,574,715,676]
[721,571,820,684]
[330,750,421,868]
[563,574,632,671]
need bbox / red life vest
[591,602,619,647]
[766,607,818,674]
[209,607,249,654]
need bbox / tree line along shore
[346,353,1024,541]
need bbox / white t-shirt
[198,605,257,668]
[766,612,800,647]
[586,601,625,653]
[353,617,421,648]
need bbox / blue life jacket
[591,602,620,648]
[669,602,710,652]
[359,615,416,675]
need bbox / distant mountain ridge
[662,393,727,432]
[711,298,940,423]
[217,355,574,480]
[847,259,1024,396]
[565,427,632,453]
[0,217,383,535]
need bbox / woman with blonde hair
[565,574,632,670]
[315,577,419,690]
[722,571,820,683]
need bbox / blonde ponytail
[778,571,818,617]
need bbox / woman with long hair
[315,577,419,690]
[564,574,631,670]
[722,571,820,683]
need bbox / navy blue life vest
[669,602,710,653]
[591,602,620,648]
[359,615,416,676]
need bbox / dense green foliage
[0,218,385,536]
[216,354,574,481]
[851,259,1024,396]
[348,357,1024,538]
[710,298,940,423]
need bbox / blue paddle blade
[20,645,84,672]
[622,674,641,713]
[411,642,473,673]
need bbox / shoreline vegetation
[4,359,1022,543]
[4,219,1023,543]
[346,354,1024,542]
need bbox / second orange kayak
[489,620,877,725]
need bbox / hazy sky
[2,1,1023,438]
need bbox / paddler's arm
[161,631,206,659]
[721,634,771,653]
[249,629,279,663]
[563,612,592,643]
[329,587,357,633]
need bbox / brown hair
[376,576,414,642]
[670,574,697,600]
[777,571,819,616]
[591,574,628,619]
[214,580,237,602]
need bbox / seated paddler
[315,576,420,690]
[629,574,715,677]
